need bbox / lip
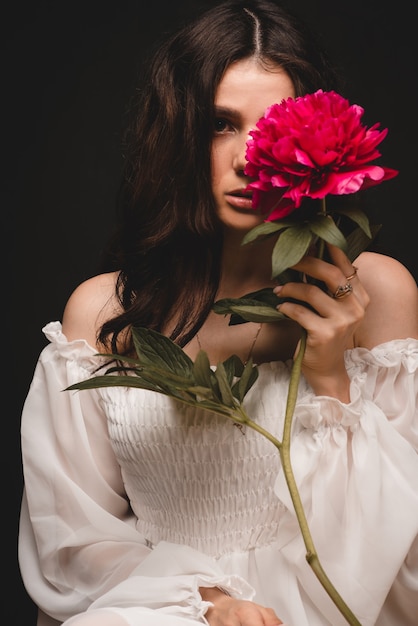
[224,188,254,210]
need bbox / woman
[19,1,418,625]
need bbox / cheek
[211,145,227,187]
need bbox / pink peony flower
[244,90,398,220]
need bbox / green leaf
[130,366,192,393]
[232,359,259,402]
[309,215,348,251]
[241,220,289,244]
[190,353,226,405]
[182,385,209,398]
[230,304,286,322]
[131,327,194,375]
[334,207,372,238]
[213,288,282,315]
[216,302,287,323]
[66,375,159,393]
[345,224,381,262]
[94,353,145,366]
[188,399,237,418]
[66,330,264,425]
[271,226,313,277]
[92,364,143,376]
[193,350,215,388]
[236,287,283,307]
[214,362,237,407]
[222,354,244,384]
[274,268,303,286]
[229,354,246,378]
[213,286,318,325]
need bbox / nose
[233,130,252,176]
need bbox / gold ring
[345,265,358,281]
[333,282,353,299]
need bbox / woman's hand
[200,587,283,625]
[273,245,370,402]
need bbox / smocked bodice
[101,367,292,557]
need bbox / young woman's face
[211,58,295,232]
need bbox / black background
[7,1,416,623]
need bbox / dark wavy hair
[99,0,339,355]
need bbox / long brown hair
[99,0,339,354]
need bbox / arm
[20,326,259,623]
[20,275,260,625]
[19,328,151,622]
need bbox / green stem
[235,330,361,625]
[233,406,282,450]
[280,331,361,625]
[216,196,361,622]
[316,197,327,259]
[219,197,360,621]
[214,389,362,621]
[270,193,361,621]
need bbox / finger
[294,241,360,286]
[274,281,364,324]
[326,243,359,281]
[321,246,369,308]
[291,255,352,296]
[263,607,283,625]
[327,244,354,276]
[345,265,358,281]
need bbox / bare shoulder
[354,251,418,347]
[62,271,121,349]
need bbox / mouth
[224,188,254,210]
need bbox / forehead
[215,58,295,117]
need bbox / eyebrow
[214,105,241,121]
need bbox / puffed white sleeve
[19,323,253,625]
[273,338,418,626]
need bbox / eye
[214,117,234,134]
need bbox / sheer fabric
[19,322,418,626]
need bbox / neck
[220,231,277,297]
[196,319,263,365]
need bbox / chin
[230,217,265,232]
[219,211,265,232]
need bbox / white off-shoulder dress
[19,322,418,626]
